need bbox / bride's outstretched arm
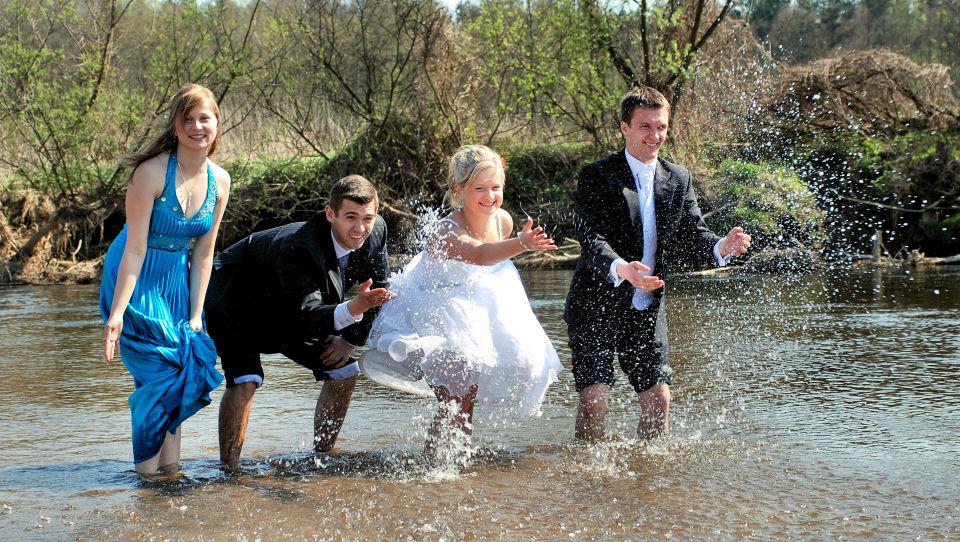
[432,212,556,266]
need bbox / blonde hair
[122,83,222,169]
[446,145,505,208]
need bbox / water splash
[422,399,480,482]
[409,204,447,252]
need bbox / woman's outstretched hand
[518,216,558,252]
[103,316,123,363]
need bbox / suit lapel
[611,151,642,233]
[327,262,343,301]
[324,235,344,302]
[300,213,344,302]
[653,160,675,259]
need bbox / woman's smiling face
[457,166,503,217]
[175,100,219,154]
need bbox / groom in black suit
[205,175,395,465]
[565,87,752,440]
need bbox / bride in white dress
[361,145,563,448]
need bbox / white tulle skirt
[361,252,562,419]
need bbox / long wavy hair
[121,84,222,171]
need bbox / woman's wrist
[106,313,124,327]
[518,236,532,251]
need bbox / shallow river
[1,267,958,540]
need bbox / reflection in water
[1,269,959,540]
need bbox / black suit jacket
[205,212,389,351]
[565,151,720,331]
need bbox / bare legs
[575,382,671,441]
[575,383,610,441]
[313,375,357,452]
[135,428,182,475]
[425,384,478,455]
[636,382,670,438]
[422,351,479,455]
[219,381,257,466]
[218,376,358,466]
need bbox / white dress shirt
[325,232,363,380]
[229,232,363,387]
[331,232,363,332]
[609,151,731,310]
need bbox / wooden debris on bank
[513,238,581,269]
[852,250,960,268]
[919,254,960,265]
[852,230,960,268]
[687,248,821,276]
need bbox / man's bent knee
[225,381,257,401]
[639,382,670,409]
[576,383,610,441]
[320,374,357,404]
[325,373,357,391]
[579,383,610,409]
[636,382,671,437]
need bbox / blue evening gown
[99,153,223,464]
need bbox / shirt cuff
[325,361,360,380]
[232,374,263,388]
[333,301,363,331]
[713,239,733,267]
[609,258,627,286]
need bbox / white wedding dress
[361,218,562,419]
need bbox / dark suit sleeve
[573,162,623,280]
[672,169,722,270]
[275,247,338,340]
[341,218,390,346]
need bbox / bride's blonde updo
[447,144,505,208]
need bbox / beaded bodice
[145,153,218,251]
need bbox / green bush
[220,138,599,250]
[709,160,826,251]
[919,215,960,248]
[863,131,960,201]
[500,143,597,238]
[218,155,336,247]
[842,129,960,255]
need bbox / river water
[1,267,958,540]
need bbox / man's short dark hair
[619,86,671,124]
[328,174,378,212]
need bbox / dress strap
[162,153,178,201]
[205,159,219,204]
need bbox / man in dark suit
[565,87,752,440]
[206,175,396,465]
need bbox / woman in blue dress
[100,84,231,475]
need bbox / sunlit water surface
[1,268,958,540]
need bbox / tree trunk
[15,209,66,261]
[872,229,884,263]
[0,203,16,252]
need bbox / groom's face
[326,199,378,250]
[621,106,669,163]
